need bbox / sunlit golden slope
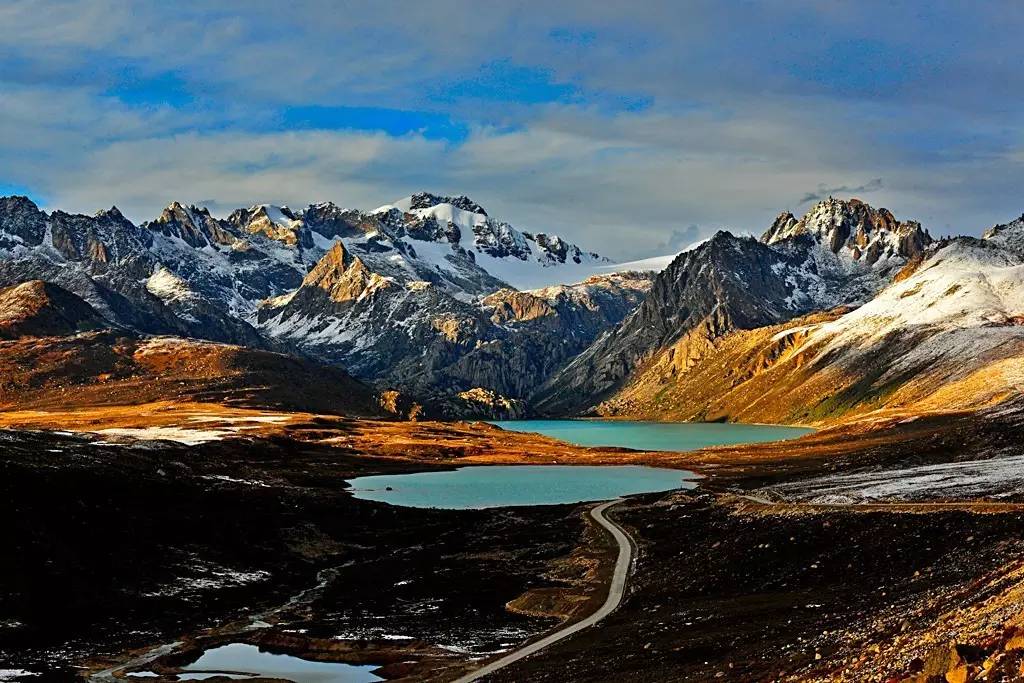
[598,238,1024,425]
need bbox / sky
[1,1,1022,260]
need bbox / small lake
[347,465,698,509]
[127,643,383,683]
[490,419,812,452]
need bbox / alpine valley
[5,191,1024,683]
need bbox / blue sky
[1,1,1022,259]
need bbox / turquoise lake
[490,419,812,452]
[128,643,382,682]
[347,421,809,509]
[347,465,698,509]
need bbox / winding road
[452,498,634,683]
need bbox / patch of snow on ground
[201,474,270,487]
[142,563,271,598]
[770,325,819,342]
[95,427,231,444]
[188,415,290,424]
[767,453,1024,503]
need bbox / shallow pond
[347,464,698,509]
[489,419,812,452]
[129,643,382,683]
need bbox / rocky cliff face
[259,259,652,410]
[534,198,935,416]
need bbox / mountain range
[2,191,1022,423]
[537,200,1024,426]
[0,192,646,417]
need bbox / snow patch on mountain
[815,239,1024,346]
[146,267,195,303]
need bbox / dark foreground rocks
[487,492,1024,682]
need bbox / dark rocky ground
[489,491,1024,682]
[0,429,594,682]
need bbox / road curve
[452,498,633,683]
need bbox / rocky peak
[301,202,376,240]
[473,219,531,260]
[762,197,932,264]
[530,232,588,264]
[227,204,305,247]
[301,241,386,303]
[982,213,1024,257]
[95,206,127,221]
[46,207,153,265]
[407,192,488,216]
[765,211,798,240]
[146,201,235,248]
[0,195,47,247]
[483,289,557,324]
[0,195,41,215]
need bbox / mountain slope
[0,330,382,416]
[533,198,932,415]
[0,280,110,339]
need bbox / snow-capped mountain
[589,224,1024,425]
[4,189,1022,423]
[534,197,934,415]
[982,213,1024,256]
[0,192,647,415]
[372,192,611,289]
[257,234,653,412]
[0,192,616,331]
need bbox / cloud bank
[1,1,1021,259]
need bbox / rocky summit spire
[762,197,932,264]
[301,241,381,303]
